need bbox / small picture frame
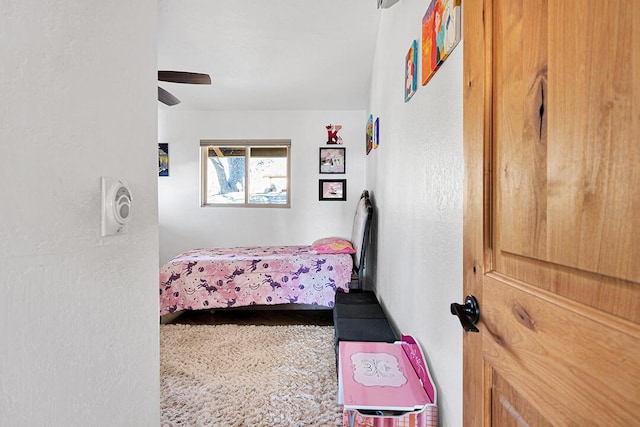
[158,143,169,177]
[319,147,346,174]
[374,117,379,149]
[366,114,373,155]
[404,40,418,101]
[319,179,347,201]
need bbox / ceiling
[157,0,381,111]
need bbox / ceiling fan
[157,71,211,106]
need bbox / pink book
[339,340,433,413]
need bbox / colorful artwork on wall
[366,114,374,155]
[374,117,379,149]
[421,0,461,85]
[405,40,418,101]
[158,143,169,177]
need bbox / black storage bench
[333,290,396,348]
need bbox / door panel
[544,0,640,283]
[483,275,638,425]
[463,1,640,425]
[494,0,549,262]
[495,0,640,290]
[492,371,552,427]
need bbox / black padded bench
[333,290,396,348]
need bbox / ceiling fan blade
[158,71,211,85]
[158,86,180,106]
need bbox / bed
[159,190,373,319]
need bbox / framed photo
[319,147,346,174]
[158,143,169,177]
[319,179,347,201]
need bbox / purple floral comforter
[159,245,352,316]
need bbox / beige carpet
[160,324,342,426]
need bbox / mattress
[159,245,353,315]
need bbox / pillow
[309,237,356,254]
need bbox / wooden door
[462,1,640,425]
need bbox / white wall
[367,1,464,426]
[0,2,159,426]
[158,110,366,264]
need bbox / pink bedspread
[159,245,352,315]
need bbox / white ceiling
[157,0,381,111]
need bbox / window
[200,139,291,207]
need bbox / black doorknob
[450,295,480,333]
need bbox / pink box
[339,336,438,427]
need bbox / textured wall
[0,2,159,425]
[158,110,366,264]
[367,1,464,426]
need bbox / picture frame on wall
[319,147,346,174]
[366,114,373,154]
[421,0,461,86]
[158,143,169,177]
[404,40,418,101]
[319,179,347,201]
[374,117,379,149]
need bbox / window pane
[248,147,288,205]
[206,147,246,204]
[201,141,290,207]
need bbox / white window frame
[200,139,291,208]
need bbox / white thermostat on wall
[101,176,133,236]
